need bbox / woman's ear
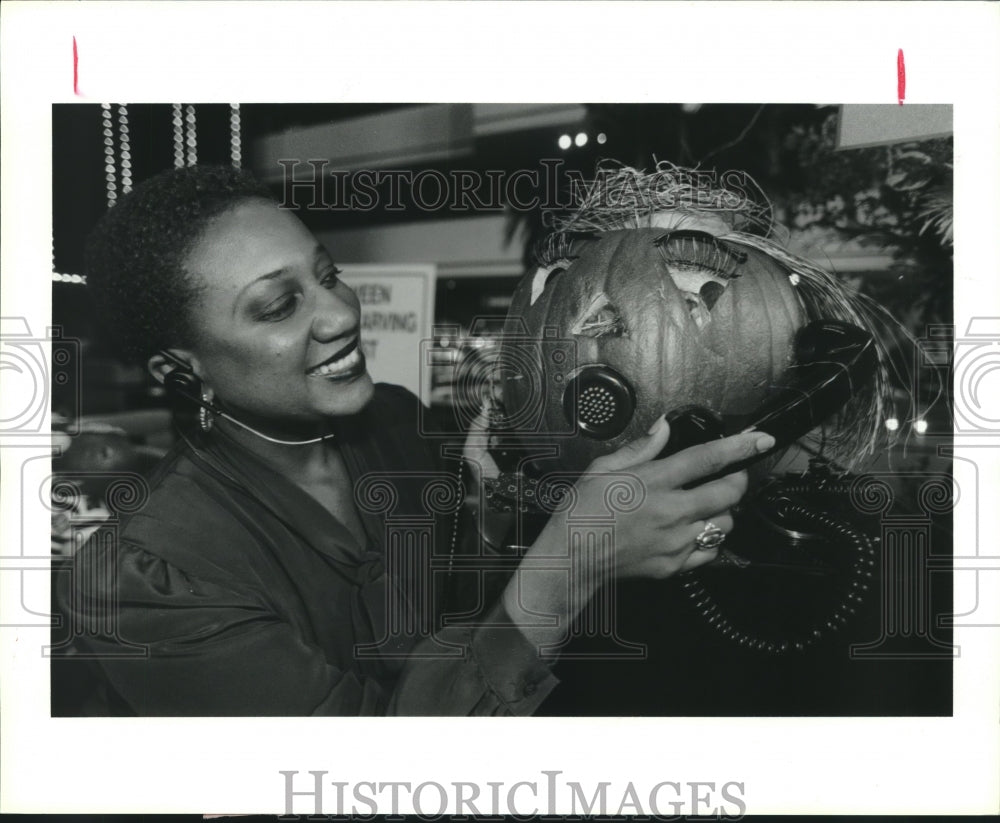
[147,350,199,385]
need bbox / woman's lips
[306,337,357,373]
[306,338,366,379]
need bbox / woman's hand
[502,417,774,643]
[562,415,772,581]
[461,400,501,485]
[461,399,514,551]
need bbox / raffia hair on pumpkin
[526,160,911,473]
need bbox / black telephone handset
[489,319,876,481]
[656,320,878,479]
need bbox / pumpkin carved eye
[699,280,726,310]
[655,230,747,330]
[669,268,733,329]
[529,260,570,305]
[571,292,626,338]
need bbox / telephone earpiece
[562,364,636,439]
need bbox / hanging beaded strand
[185,104,198,167]
[117,105,132,195]
[101,103,117,209]
[229,104,242,169]
[172,104,185,169]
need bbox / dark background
[52,103,954,424]
[51,103,956,717]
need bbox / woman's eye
[320,267,343,288]
[257,294,297,321]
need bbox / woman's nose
[310,285,356,341]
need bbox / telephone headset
[158,350,336,446]
[554,318,877,477]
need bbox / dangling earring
[199,392,214,432]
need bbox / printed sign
[337,264,437,404]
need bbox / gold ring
[694,521,726,551]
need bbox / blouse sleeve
[57,538,557,716]
[388,596,558,716]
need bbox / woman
[55,165,769,715]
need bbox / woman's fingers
[659,430,774,488]
[588,424,771,489]
[680,516,735,572]
[623,513,734,578]
[692,511,734,538]
[462,401,500,480]
[680,543,725,572]
[676,471,748,521]
[587,415,671,473]
[571,420,762,584]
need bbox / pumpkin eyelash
[536,230,600,267]
[531,231,603,306]
[654,230,748,279]
[571,292,626,338]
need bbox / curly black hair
[84,164,274,364]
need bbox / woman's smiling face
[181,198,374,430]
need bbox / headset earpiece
[158,350,203,405]
[155,351,336,447]
[163,367,201,403]
[158,351,212,430]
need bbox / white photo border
[2,0,998,815]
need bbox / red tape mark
[72,36,80,95]
[897,48,905,105]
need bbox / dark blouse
[54,384,557,715]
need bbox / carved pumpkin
[499,226,807,473]
[495,162,894,476]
